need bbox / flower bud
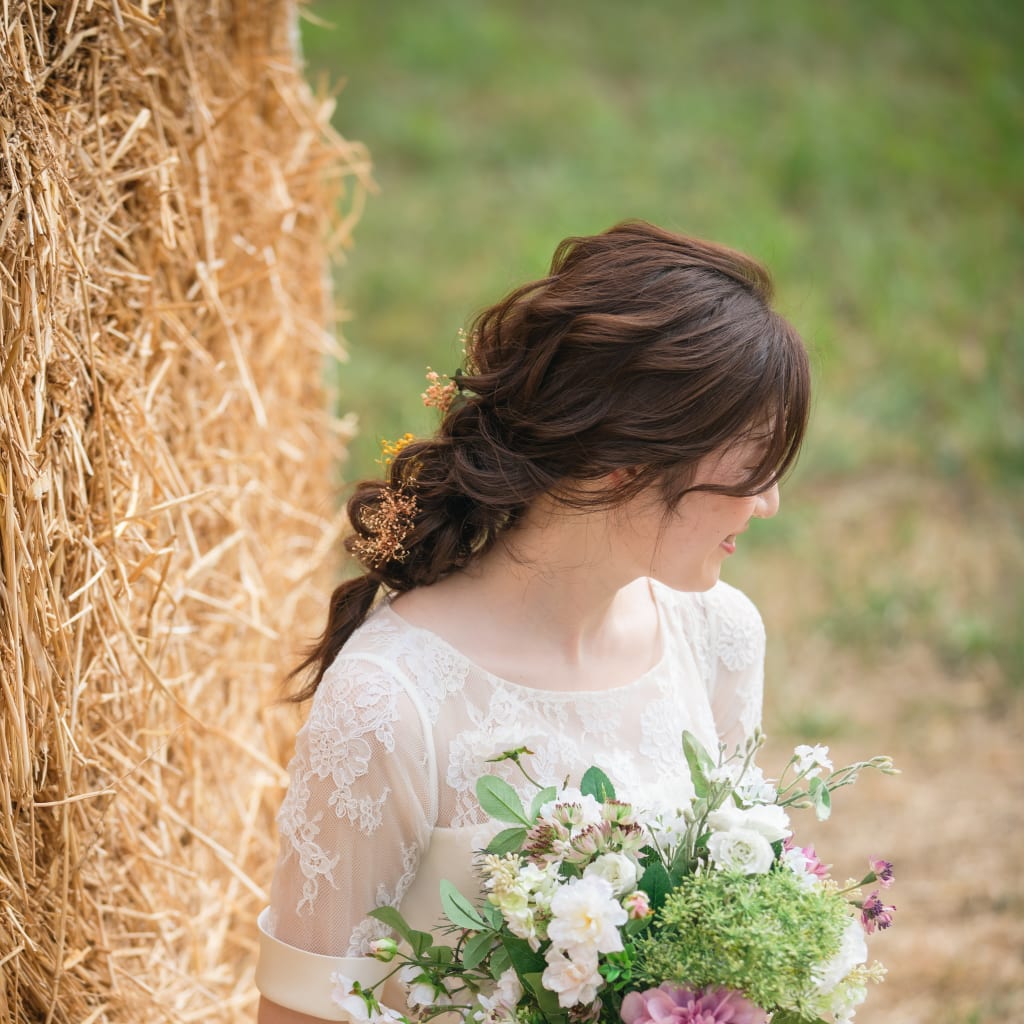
[623,890,653,920]
[369,937,399,962]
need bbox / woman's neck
[391,499,661,690]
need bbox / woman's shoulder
[314,598,470,726]
[651,578,766,674]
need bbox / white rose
[583,852,639,895]
[707,802,791,842]
[706,827,775,874]
[541,946,602,1008]
[547,875,626,955]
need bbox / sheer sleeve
[257,652,437,1017]
[700,582,766,754]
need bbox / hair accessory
[351,485,418,569]
[421,367,458,413]
[379,432,416,467]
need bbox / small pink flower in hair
[421,367,458,412]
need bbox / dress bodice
[257,579,765,1019]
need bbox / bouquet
[334,732,898,1024]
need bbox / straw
[0,1,367,1019]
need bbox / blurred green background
[297,4,1023,1017]
[301,0,1022,691]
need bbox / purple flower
[869,857,895,888]
[860,890,896,934]
[621,984,767,1024]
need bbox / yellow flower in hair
[379,432,416,467]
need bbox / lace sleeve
[700,582,766,755]
[266,653,437,957]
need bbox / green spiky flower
[634,870,850,1013]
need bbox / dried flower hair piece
[421,367,458,413]
[351,485,418,569]
[379,432,416,467]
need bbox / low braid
[290,220,810,699]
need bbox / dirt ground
[747,475,1024,1024]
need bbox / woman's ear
[603,466,645,489]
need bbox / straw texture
[0,2,368,1020]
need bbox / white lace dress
[256,579,765,1019]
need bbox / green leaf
[502,935,546,979]
[461,930,495,970]
[482,902,503,929]
[486,827,528,855]
[580,766,615,802]
[476,776,530,824]
[638,859,673,911]
[523,972,565,1017]
[440,879,486,930]
[682,731,714,799]
[367,906,414,945]
[813,780,832,821]
[529,786,558,821]
[489,945,511,980]
[409,929,434,957]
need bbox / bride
[256,221,811,1023]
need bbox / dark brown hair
[291,220,810,700]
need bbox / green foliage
[580,766,615,802]
[476,775,531,825]
[635,871,849,1013]
[302,0,1024,691]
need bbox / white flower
[539,788,604,831]
[583,852,638,895]
[647,804,692,847]
[781,845,822,890]
[707,764,739,785]
[794,744,833,779]
[541,946,602,1008]
[476,967,524,1019]
[503,905,541,949]
[707,802,791,842]
[331,972,405,1023]
[547,874,626,955]
[813,917,868,995]
[706,827,775,874]
[734,765,778,805]
[399,964,438,1008]
[331,972,371,1022]
[830,979,868,1024]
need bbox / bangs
[728,314,811,495]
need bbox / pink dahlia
[620,984,767,1024]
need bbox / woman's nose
[754,482,780,519]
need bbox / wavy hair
[290,221,811,699]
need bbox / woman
[256,221,811,1022]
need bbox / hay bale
[0,2,368,1020]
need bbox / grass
[299,0,1024,686]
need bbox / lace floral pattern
[266,580,766,957]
